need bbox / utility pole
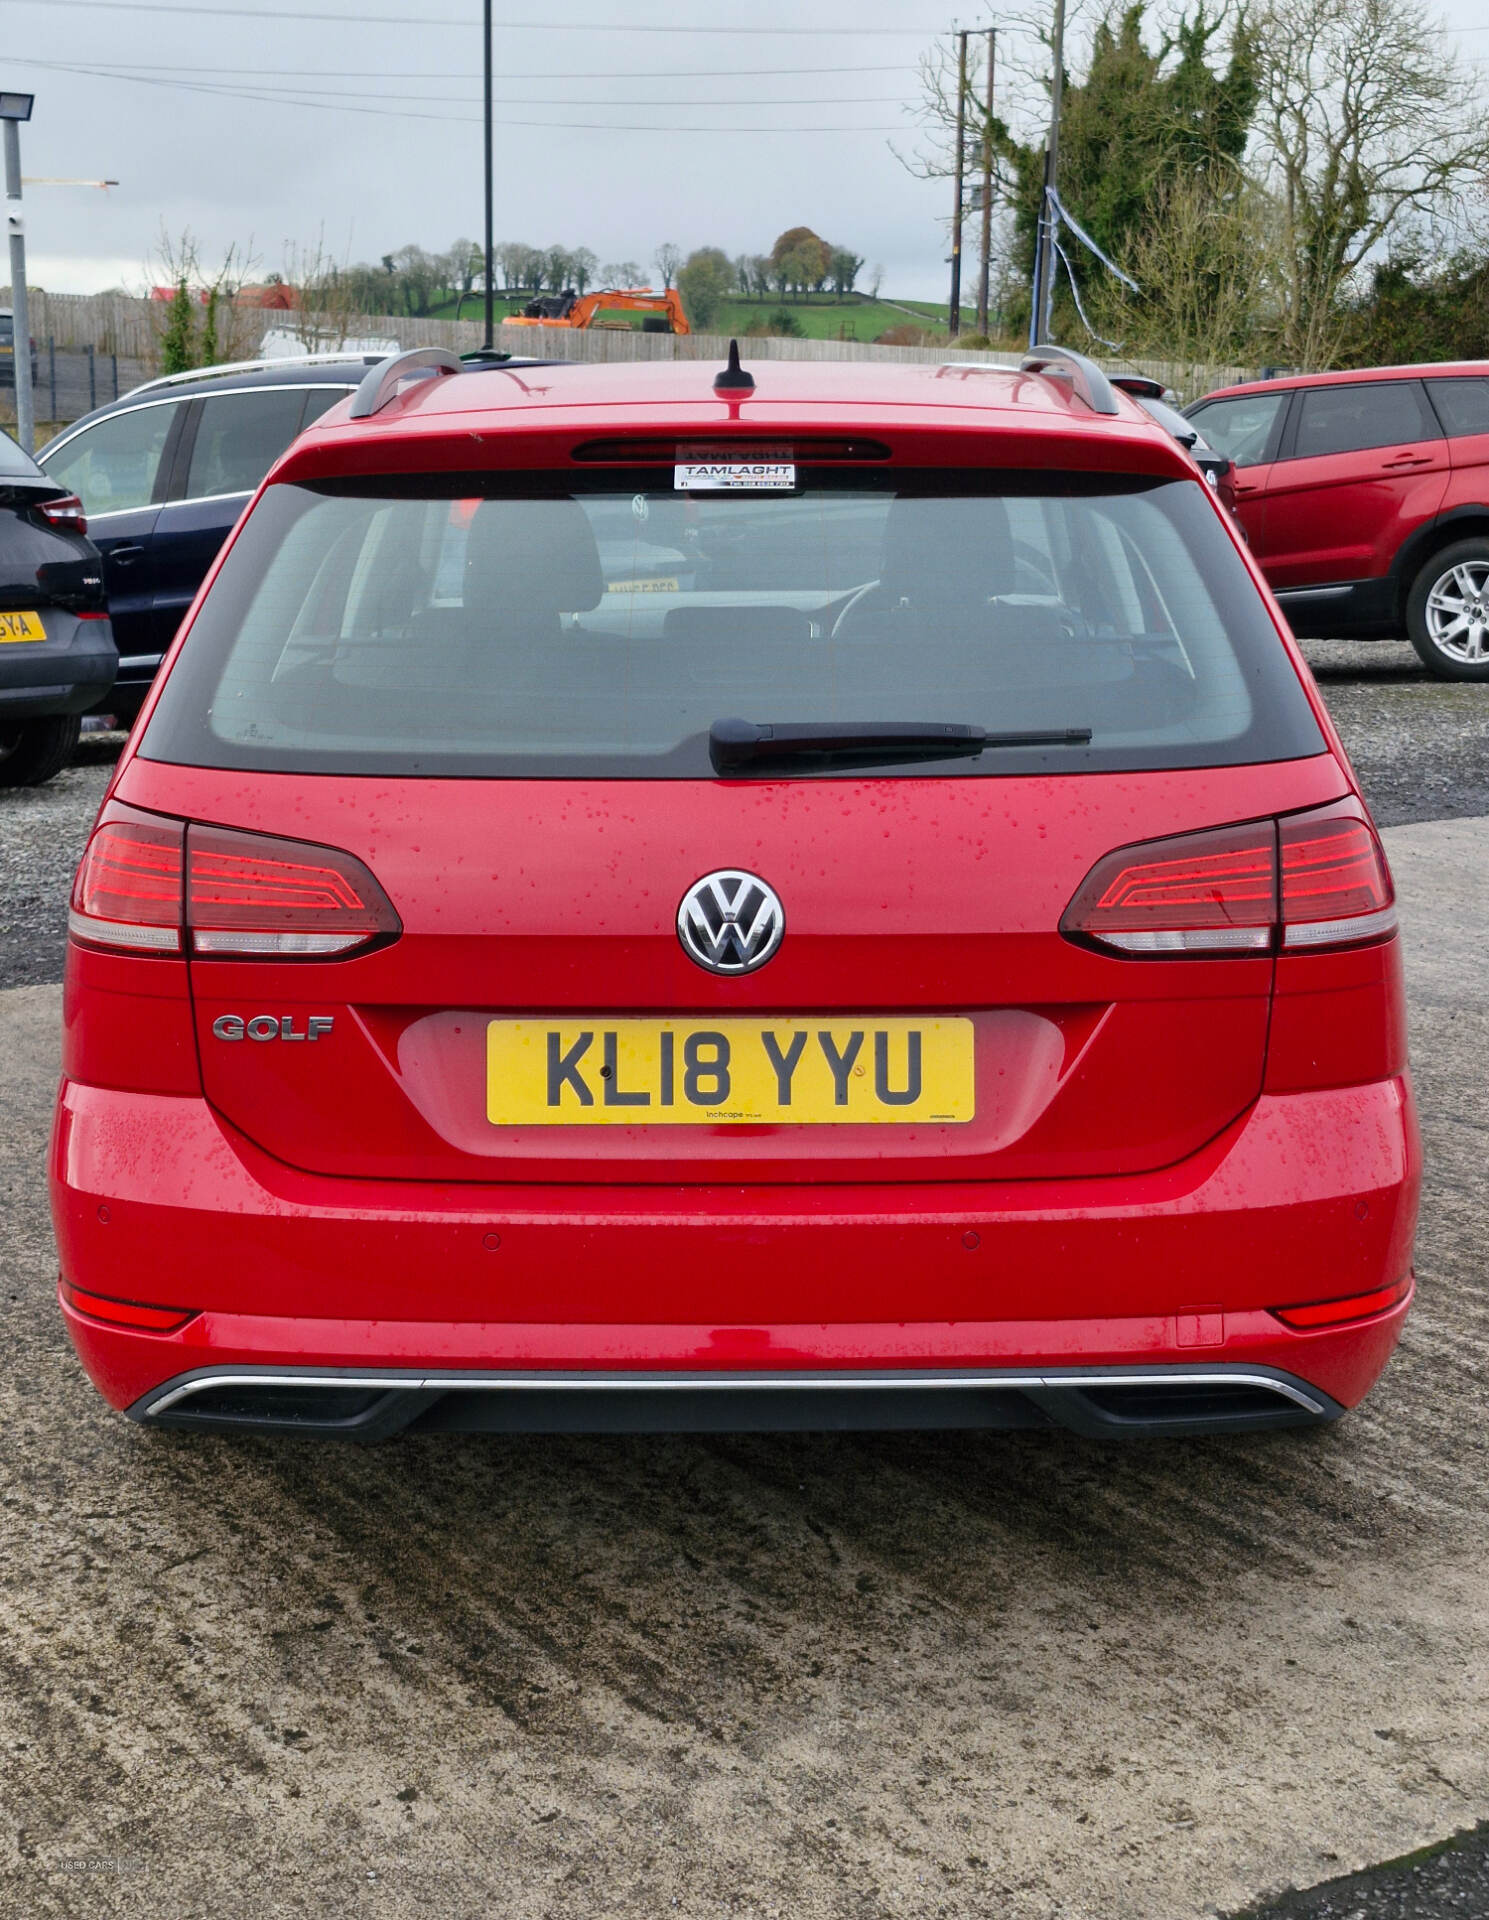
[2,93,36,453]
[947,28,968,337]
[481,0,495,350]
[1029,0,1066,348]
[976,28,996,335]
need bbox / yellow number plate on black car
[0,611,46,643]
[487,1018,975,1126]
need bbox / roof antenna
[714,339,755,395]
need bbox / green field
[426,290,996,342]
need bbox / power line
[9,62,911,104]
[22,0,935,30]
[3,57,918,78]
[22,58,917,129]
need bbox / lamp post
[1,90,36,453]
[481,0,494,350]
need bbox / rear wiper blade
[709,716,1092,773]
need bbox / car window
[1291,381,1435,459]
[41,402,177,515]
[300,387,350,428]
[186,388,313,499]
[1184,393,1286,467]
[142,471,1324,780]
[1427,377,1489,438]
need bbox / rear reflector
[1272,1275,1411,1330]
[61,1279,196,1332]
[70,808,400,960]
[1062,801,1397,958]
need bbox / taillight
[187,823,400,956]
[70,809,400,959]
[69,806,184,953]
[1059,821,1276,955]
[37,493,87,535]
[1061,802,1397,958]
[1279,806,1396,948]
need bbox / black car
[35,353,386,721]
[0,308,39,391]
[0,426,116,786]
[1109,375,1238,515]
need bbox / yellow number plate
[606,576,680,595]
[487,1018,975,1126]
[0,610,46,644]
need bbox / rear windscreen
[141,470,1323,778]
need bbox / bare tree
[570,247,598,296]
[282,231,365,350]
[144,227,258,372]
[1094,167,1272,388]
[1250,0,1489,365]
[600,259,643,287]
[653,242,683,291]
[444,238,483,318]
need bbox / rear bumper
[0,619,117,718]
[51,1074,1420,1434]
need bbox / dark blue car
[37,354,382,720]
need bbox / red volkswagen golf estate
[51,345,1419,1440]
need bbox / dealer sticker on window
[674,462,797,491]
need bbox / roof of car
[55,356,385,438]
[1198,360,1489,403]
[277,355,1194,482]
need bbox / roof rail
[349,347,463,419]
[129,349,390,398]
[1020,343,1121,417]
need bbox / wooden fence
[1,289,1256,403]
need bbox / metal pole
[1030,0,1066,347]
[87,341,95,411]
[3,119,35,453]
[948,29,968,336]
[111,350,117,400]
[977,29,996,335]
[481,0,494,349]
[47,335,55,422]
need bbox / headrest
[463,499,605,615]
[879,496,1015,604]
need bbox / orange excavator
[505,286,691,335]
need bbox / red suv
[1187,362,1489,678]
[52,345,1418,1441]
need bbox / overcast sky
[5,0,1488,305]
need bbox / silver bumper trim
[138,1364,1333,1420]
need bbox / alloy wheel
[1424,559,1489,663]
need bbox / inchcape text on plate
[675,462,797,491]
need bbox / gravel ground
[0,729,125,989]
[1236,1823,1489,1918]
[0,642,1484,992]
[1300,637,1489,825]
[1,819,1486,1920]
